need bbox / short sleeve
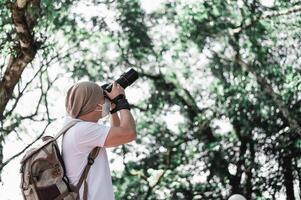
[75,122,110,149]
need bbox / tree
[1,0,301,199]
[0,0,80,172]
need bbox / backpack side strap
[76,147,101,200]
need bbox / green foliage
[0,3,14,57]
[2,0,301,199]
[116,0,153,60]
[176,0,238,51]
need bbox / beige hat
[65,81,104,118]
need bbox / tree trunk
[245,139,255,200]
[282,155,295,200]
[0,0,40,120]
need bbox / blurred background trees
[0,0,301,199]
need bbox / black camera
[101,68,139,94]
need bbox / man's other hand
[104,82,125,100]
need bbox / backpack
[20,119,100,200]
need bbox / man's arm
[103,82,136,148]
[104,109,136,147]
[110,111,120,126]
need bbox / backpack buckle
[88,157,94,165]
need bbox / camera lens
[101,68,139,92]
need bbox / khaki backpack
[20,119,100,200]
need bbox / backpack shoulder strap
[76,147,101,199]
[58,118,100,199]
[54,118,82,140]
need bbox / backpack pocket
[36,184,61,200]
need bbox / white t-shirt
[62,117,115,200]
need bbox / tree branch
[121,145,149,183]
[213,52,301,137]
[0,120,50,172]
[262,5,301,19]
[235,57,301,137]
[230,5,301,35]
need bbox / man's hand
[104,81,125,100]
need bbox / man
[62,81,136,200]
